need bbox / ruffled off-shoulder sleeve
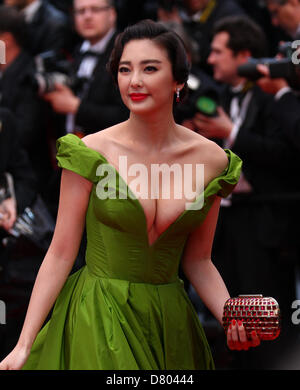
[56,134,104,183]
[204,149,242,199]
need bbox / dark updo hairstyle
[108,19,190,100]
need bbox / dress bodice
[56,133,242,284]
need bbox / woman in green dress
[0,19,260,370]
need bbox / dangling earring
[176,88,180,103]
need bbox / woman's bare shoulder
[178,125,228,172]
[194,138,228,187]
[178,128,228,182]
[81,122,127,151]
[200,138,229,175]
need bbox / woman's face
[117,39,180,116]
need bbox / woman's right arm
[0,168,92,370]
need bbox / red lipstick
[129,93,148,101]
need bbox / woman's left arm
[182,195,260,350]
[182,196,229,324]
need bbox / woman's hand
[227,319,261,351]
[0,344,31,370]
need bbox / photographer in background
[157,0,245,70]
[0,6,53,200]
[0,108,43,362]
[0,108,36,250]
[43,0,128,136]
[256,0,300,149]
[4,0,71,56]
[196,15,298,369]
[256,59,300,148]
[265,0,300,39]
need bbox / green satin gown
[23,133,242,370]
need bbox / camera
[193,92,219,117]
[31,51,72,95]
[175,72,220,123]
[0,174,11,203]
[188,74,220,117]
[2,207,35,249]
[237,41,300,89]
[2,197,55,251]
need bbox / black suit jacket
[272,91,300,150]
[26,0,70,55]
[0,51,41,148]
[71,34,129,134]
[222,85,290,194]
[0,108,36,213]
[0,51,53,188]
[183,0,245,69]
[221,85,300,247]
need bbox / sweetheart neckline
[75,135,228,248]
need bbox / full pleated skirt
[22,266,215,370]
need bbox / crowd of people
[0,0,300,370]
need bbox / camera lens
[196,96,217,116]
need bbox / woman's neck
[126,110,178,153]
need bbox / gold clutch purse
[222,295,281,341]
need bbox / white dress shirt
[221,83,253,206]
[22,0,42,23]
